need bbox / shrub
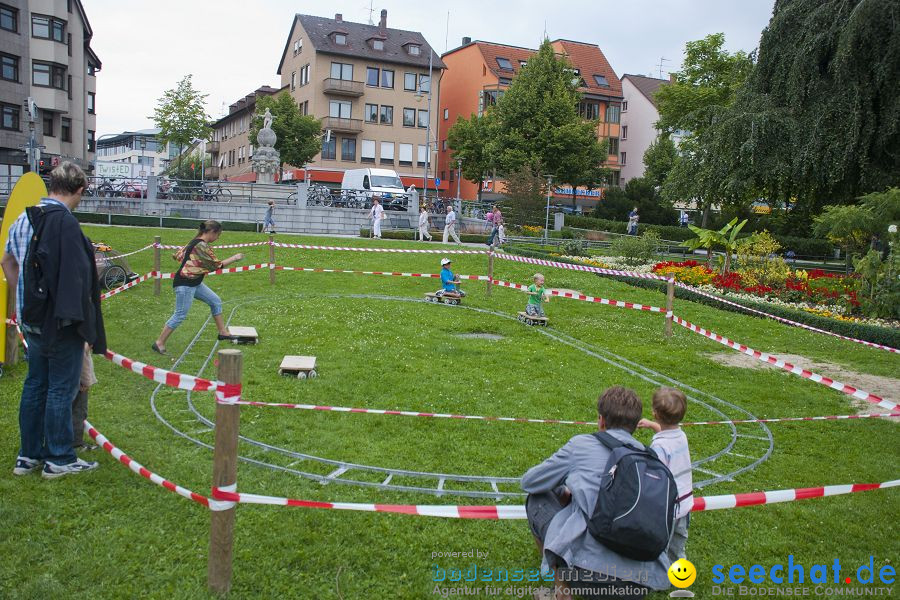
[735,231,792,288]
[560,237,587,256]
[609,231,660,266]
[359,228,489,243]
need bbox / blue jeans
[19,329,84,465]
[165,283,223,329]
[487,226,500,245]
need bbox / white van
[341,168,408,210]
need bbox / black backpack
[21,205,52,327]
[586,431,678,561]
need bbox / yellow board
[1,173,47,362]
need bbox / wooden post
[208,349,242,595]
[5,284,18,365]
[268,234,275,285]
[486,247,495,297]
[153,236,161,297]
[665,278,675,338]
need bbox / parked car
[341,168,408,211]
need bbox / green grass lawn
[1,225,897,599]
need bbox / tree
[492,40,606,188]
[813,204,876,272]
[624,177,678,226]
[592,185,631,221]
[448,112,495,202]
[501,165,547,228]
[642,135,678,188]
[151,75,212,176]
[248,91,321,175]
[162,150,209,180]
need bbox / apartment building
[277,11,447,193]
[95,128,181,177]
[206,85,281,181]
[438,38,623,209]
[0,0,100,183]
[619,74,669,185]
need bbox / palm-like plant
[686,217,750,273]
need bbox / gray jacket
[521,429,672,590]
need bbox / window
[290,71,296,91]
[330,62,353,81]
[442,140,447,151]
[341,138,356,161]
[67,74,71,99]
[87,129,95,152]
[61,117,71,142]
[379,105,393,125]
[606,105,620,124]
[322,136,336,160]
[443,108,449,120]
[380,141,394,164]
[381,69,394,89]
[578,101,599,120]
[372,39,384,51]
[33,62,66,89]
[419,74,430,93]
[621,101,628,112]
[365,103,378,123]
[417,109,429,128]
[398,143,413,166]
[499,77,512,86]
[519,60,528,68]
[402,107,415,127]
[293,38,302,55]
[620,151,626,165]
[621,125,627,140]
[299,64,310,86]
[300,100,309,115]
[417,144,428,166]
[329,101,351,119]
[407,44,420,56]
[43,112,53,137]
[404,72,416,91]
[32,14,65,42]
[67,33,71,56]
[361,139,376,163]
[366,67,379,87]
[496,57,513,71]
[1,53,18,82]
[0,4,17,32]
[608,137,619,155]
[334,33,346,45]
[1,103,19,131]
[593,74,609,87]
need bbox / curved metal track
[150,293,773,499]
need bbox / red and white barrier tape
[273,242,486,254]
[672,315,900,413]
[99,272,155,300]
[490,279,665,313]
[206,263,270,276]
[673,281,899,354]
[218,398,900,428]
[86,421,210,507]
[4,318,27,350]
[96,244,155,261]
[277,266,487,281]
[155,241,269,250]
[211,478,899,518]
[493,252,669,281]
[103,349,220,392]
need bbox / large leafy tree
[150,75,212,176]
[492,40,606,187]
[248,92,321,174]
[447,112,495,202]
[712,0,900,230]
[642,135,678,188]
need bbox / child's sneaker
[13,456,42,475]
[41,458,99,479]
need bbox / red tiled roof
[552,40,623,99]
[474,41,538,79]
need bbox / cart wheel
[278,369,284,376]
[308,369,317,378]
[102,265,127,290]
[254,339,260,345]
[297,371,307,380]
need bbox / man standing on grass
[369,197,384,239]
[443,204,461,244]
[1,162,106,479]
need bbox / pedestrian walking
[369,197,385,239]
[443,204,462,244]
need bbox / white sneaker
[41,457,99,479]
[13,456,43,475]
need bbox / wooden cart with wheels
[227,326,259,345]
[278,355,318,379]
[517,312,549,327]
[424,292,462,305]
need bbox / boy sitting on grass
[638,387,693,561]
[524,273,550,318]
[436,257,465,297]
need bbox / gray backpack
[586,432,677,561]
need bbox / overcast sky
[86,0,775,137]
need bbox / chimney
[379,9,387,29]
[462,36,472,45]
[335,13,342,22]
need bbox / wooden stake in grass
[486,248,495,297]
[208,349,242,594]
[154,236,161,297]
[269,234,275,285]
[665,278,675,338]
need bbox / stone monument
[252,108,280,184]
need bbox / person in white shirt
[418,205,432,241]
[443,204,461,244]
[369,197,385,239]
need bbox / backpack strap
[593,431,660,460]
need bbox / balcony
[321,116,363,134]
[323,78,364,97]
[206,141,220,154]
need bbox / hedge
[359,228,490,244]
[501,246,899,348]
[73,212,257,232]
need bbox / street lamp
[415,48,434,205]
[544,175,553,245]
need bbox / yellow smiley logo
[668,558,696,588]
